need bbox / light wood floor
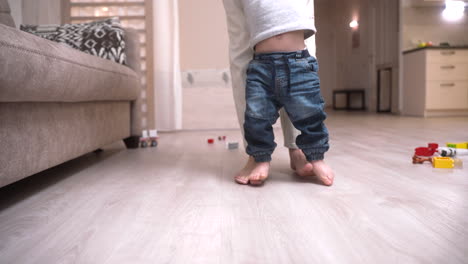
[1,112,467,264]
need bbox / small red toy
[414,143,438,156]
[207,138,215,144]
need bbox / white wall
[178,0,234,129]
[178,0,229,71]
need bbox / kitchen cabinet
[402,47,468,117]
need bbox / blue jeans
[244,49,329,162]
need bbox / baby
[223,0,334,186]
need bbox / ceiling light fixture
[442,0,465,21]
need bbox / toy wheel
[151,140,158,147]
[141,141,148,148]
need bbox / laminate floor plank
[0,112,467,264]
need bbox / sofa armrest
[0,0,15,28]
[0,24,139,103]
[124,28,142,74]
[123,28,143,136]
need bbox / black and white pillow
[19,24,59,41]
[21,18,126,65]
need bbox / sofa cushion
[20,18,127,65]
[0,24,139,103]
[0,0,15,27]
[0,0,10,12]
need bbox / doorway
[377,67,392,112]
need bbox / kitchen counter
[402,47,468,117]
[403,46,468,55]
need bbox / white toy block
[226,142,239,150]
[149,129,158,138]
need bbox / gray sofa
[0,0,142,188]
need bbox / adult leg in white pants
[222,0,322,184]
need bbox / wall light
[442,0,465,21]
[349,20,359,29]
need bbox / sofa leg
[93,148,104,153]
[123,136,140,149]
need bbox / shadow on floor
[275,171,328,186]
[0,148,123,211]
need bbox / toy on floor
[412,142,464,169]
[412,155,432,164]
[414,143,468,157]
[454,158,463,168]
[226,141,239,150]
[140,129,158,148]
[207,136,237,150]
[414,143,439,156]
[446,142,468,149]
[432,157,454,169]
[439,147,468,157]
[412,155,463,168]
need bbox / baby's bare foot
[310,160,334,186]
[235,156,270,185]
[289,149,315,177]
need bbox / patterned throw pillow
[20,18,126,65]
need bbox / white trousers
[222,0,317,149]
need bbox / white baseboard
[181,69,231,88]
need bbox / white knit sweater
[239,0,316,49]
